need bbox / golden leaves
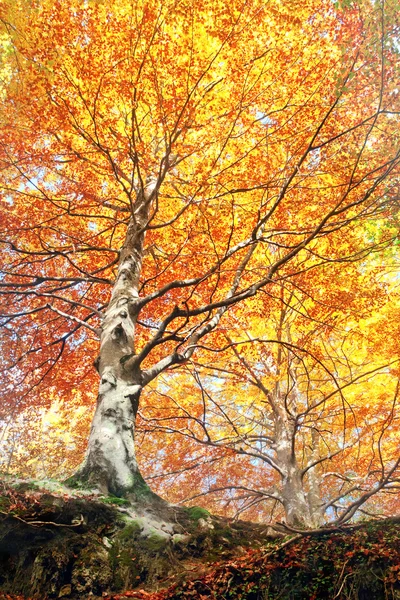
[1,0,399,519]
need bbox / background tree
[138,252,400,527]
[0,0,399,526]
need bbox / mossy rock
[71,541,113,595]
[0,479,281,598]
[117,520,143,540]
[143,532,169,553]
[186,506,211,521]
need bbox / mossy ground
[0,481,399,600]
[135,520,400,600]
[0,480,273,598]
[100,496,131,506]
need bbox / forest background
[0,0,399,532]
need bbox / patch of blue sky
[255,110,275,126]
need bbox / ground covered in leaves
[127,523,400,600]
[0,480,399,599]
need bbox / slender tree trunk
[70,189,155,498]
[306,428,324,527]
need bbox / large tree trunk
[281,468,314,528]
[73,380,144,496]
[274,413,322,528]
[70,188,155,498]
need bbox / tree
[0,0,399,526]
[138,256,400,528]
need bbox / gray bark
[305,428,324,527]
[274,411,322,528]
[72,187,153,497]
[73,379,143,496]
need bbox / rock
[171,533,190,545]
[197,517,214,530]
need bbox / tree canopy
[0,0,399,528]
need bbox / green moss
[129,478,156,502]
[0,495,9,510]
[117,549,134,567]
[186,506,211,521]
[108,544,139,588]
[118,521,143,540]
[109,534,143,591]
[100,496,130,506]
[12,481,40,492]
[144,532,168,552]
[63,475,89,490]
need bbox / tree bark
[70,188,155,498]
[281,468,314,528]
[274,413,322,528]
[305,428,324,527]
[72,380,144,496]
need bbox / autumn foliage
[0,0,399,526]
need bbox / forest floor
[0,479,399,599]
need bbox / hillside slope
[0,481,399,600]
